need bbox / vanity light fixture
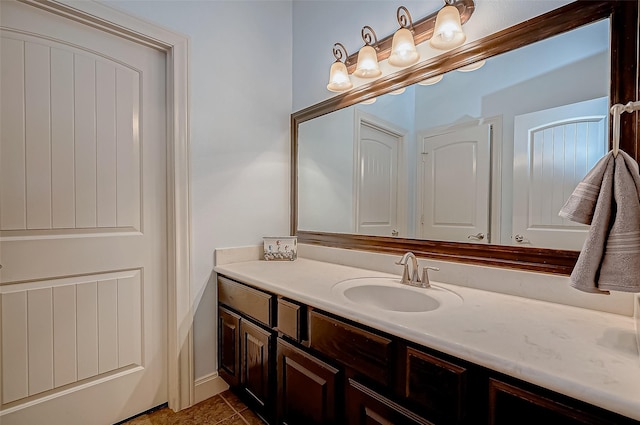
[457,59,486,72]
[354,26,382,78]
[326,43,353,92]
[325,0,475,92]
[389,87,407,95]
[418,74,444,85]
[430,0,467,50]
[389,6,420,67]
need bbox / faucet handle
[421,266,440,288]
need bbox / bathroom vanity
[214,256,640,425]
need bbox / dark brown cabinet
[277,298,304,342]
[488,378,638,425]
[308,310,393,388]
[217,274,639,425]
[276,338,340,425]
[404,346,468,424]
[218,306,241,387]
[217,276,276,422]
[240,319,273,410]
[346,378,433,425]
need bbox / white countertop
[214,258,640,421]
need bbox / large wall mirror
[291,1,639,275]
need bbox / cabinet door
[405,347,467,424]
[276,338,340,425]
[488,378,613,425]
[240,319,273,410]
[346,379,434,425]
[219,306,241,387]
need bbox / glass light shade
[353,45,382,78]
[360,97,377,105]
[389,87,406,95]
[418,74,444,86]
[326,61,353,92]
[457,59,486,72]
[388,28,419,67]
[430,5,466,50]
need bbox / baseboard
[194,372,229,404]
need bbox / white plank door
[512,97,607,250]
[355,122,402,237]
[418,124,492,243]
[0,2,167,424]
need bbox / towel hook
[610,100,640,157]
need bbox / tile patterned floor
[120,390,266,425]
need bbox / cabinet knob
[467,233,485,240]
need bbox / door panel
[1,271,143,404]
[512,97,607,249]
[0,35,141,235]
[0,2,166,423]
[419,124,491,243]
[356,123,401,237]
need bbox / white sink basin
[331,277,463,313]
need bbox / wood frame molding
[291,0,639,276]
[21,0,194,411]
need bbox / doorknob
[514,234,528,243]
[391,229,399,236]
[467,233,485,240]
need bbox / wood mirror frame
[291,0,639,275]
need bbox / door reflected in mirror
[297,19,610,251]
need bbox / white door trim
[18,0,193,411]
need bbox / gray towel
[558,153,612,225]
[559,150,640,294]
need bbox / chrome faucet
[395,252,420,285]
[395,252,440,288]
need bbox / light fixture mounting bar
[344,0,475,73]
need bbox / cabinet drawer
[405,346,467,424]
[218,276,274,327]
[308,310,393,387]
[346,378,432,425]
[488,378,636,425]
[277,298,305,342]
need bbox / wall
[298,108,354,232]
[101,1,292,382]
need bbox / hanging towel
[559,150,640,294]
